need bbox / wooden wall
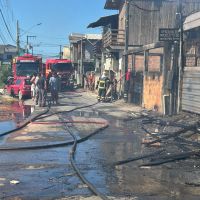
[128,0,200,46]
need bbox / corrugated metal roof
[183,11,200,31]
[69,33,102,43]
[85,34,102,40]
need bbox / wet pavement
[0,98,34,135]
[0,91,200,199]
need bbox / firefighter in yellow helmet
[96,71,110,102]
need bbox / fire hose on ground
[0,100,110,200]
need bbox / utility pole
[124,0,130,100]
[177,0,183,113]
[60,45,62,59]
[125,0,130,72]
[80,38,83,87]
[26,35,36,54]
[26,36,28,54]
[16,20,20,56]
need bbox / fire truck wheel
[18,91,23,100]
[10,89,14,97]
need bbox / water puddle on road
[0,101,34,134]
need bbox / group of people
[84,72,95,91]
[96,71,118,102]
[30,70,118,106]
[30,71,60,107]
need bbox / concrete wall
[62,46,70,59]
[104,56,118,71]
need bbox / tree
[0,65,12,87]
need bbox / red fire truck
[5,54,42,99]
[45,59,74,90]
[12,53,42,79]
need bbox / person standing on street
[30,72,37,100]
[96,71,110,102]
[46,71,52,92]
[36,73,46,107]
[49,72,59,105]
[35,73,40,105]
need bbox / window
[16,80,21,85]
[7,55,12,60]
[25,79,31,85]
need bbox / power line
[35,34,66,40]
[0,0,16,36]
[0,30,7,44]
[0,0,8,42]
[0,8,15,43]
[130,1,160,12]
[2,0,15,32]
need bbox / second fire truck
[45,59,74,90]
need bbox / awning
[87,14,118,29]
[183,11,200,31]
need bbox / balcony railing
[103,29,125,49]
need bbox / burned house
[104,0,200,115]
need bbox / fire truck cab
[45,59,74,90]
[12,54,42,79]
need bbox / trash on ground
[10,180,20,185]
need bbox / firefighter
[96,71,110,102]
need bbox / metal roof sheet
[184,11,200,31]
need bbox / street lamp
[24,23,42,54]
[16,22,42,55]
[20,23,42,37]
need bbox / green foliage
[0,66,12,87]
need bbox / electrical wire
[1,0,16,35]
[0,8,15,43]
[0,28,7,44]
[130,1,160,12]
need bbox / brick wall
[135,55,144,71]
[148,55,161,72]
[143,74,163,112]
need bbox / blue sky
[1,0,117,58]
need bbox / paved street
[0,90,199,200]
[1,0,200,199]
